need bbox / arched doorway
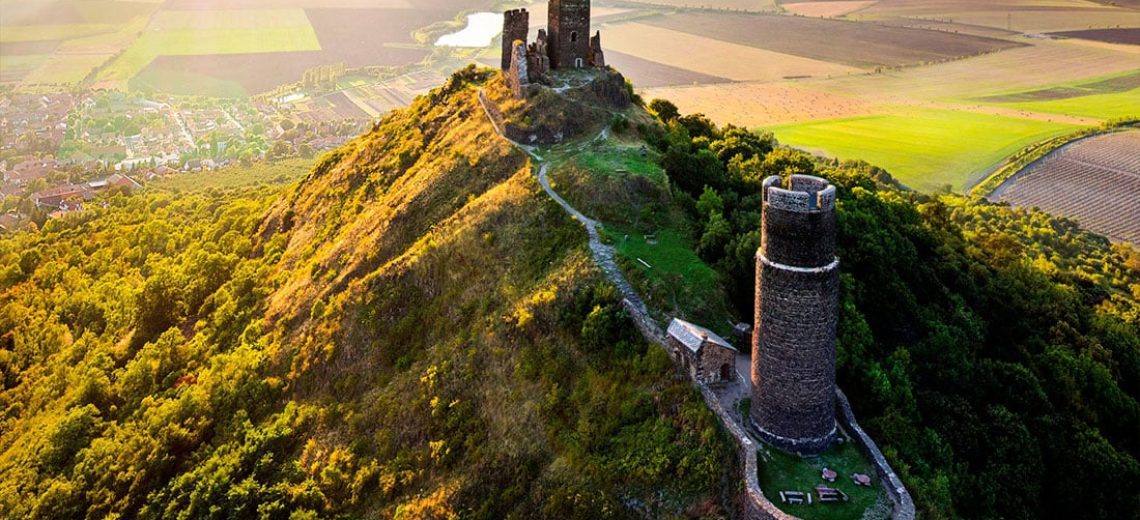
[720,363,732,382]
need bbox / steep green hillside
[0,68,732,519]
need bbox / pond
[435,12,501,48]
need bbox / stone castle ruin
[501,0,606,98]
[750,175,840,456]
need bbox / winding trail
[478,89,650,319]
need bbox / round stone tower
[750,174,840,455]
[501,9,530,71]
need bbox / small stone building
[666,318,738,385]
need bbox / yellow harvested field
[601,23,860,82]
[952,10,1140,32]
[822,40,1140,101]
[781,1,878,17]
[641,82,874,126]
[855,0,1140,32]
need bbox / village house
[666,318,738,385]
[31,173,141,211]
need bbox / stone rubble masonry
[507,40,530,99]
[502,9,530,71]
[548,0,591,69]
[589,30,605,67]
[751,174,840,455]
[527,30,552,83]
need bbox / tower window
[570,31,578,42]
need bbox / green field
[758,441,887,520]
[769,108,1077,191]
[1004,89,1140,120]
[23,54,112,84]
[0,54,49,74]
[130,66,249,98]
[148,8,313,31]
[0,24,115,42]
[97,26,322,84]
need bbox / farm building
[666,318,737,384]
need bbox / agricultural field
[600,23,861,82]
[639,11,1023,68]
[770,107,1077,191]
[1,0,487,96]
[992,130,1140,245]
[845,0,1140,32]
[94,8,323,89]
[128,5,447,98]
[1051,28,1140,45]
[0,0,158,86]
[640,34,1139,190]
[781,1,877,18]
[618,0,778,11]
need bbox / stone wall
[502,9,530,71]
[698,384,799,520]
[836,389,917,520]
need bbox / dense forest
[0,68,1137,519]
[641,98,1140,519]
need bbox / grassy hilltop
[0,67,1138,520]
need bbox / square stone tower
[501,9,530,71]
[548,0,591,69]
[750,175,840,456]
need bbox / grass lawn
[1004,88,1140,120]
[572,140,665,183]
[609,227,733,334]
[768,107,1077,192]
[758,440,888,520]
[97,26,321,84]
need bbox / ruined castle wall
[751,175,839,455]
[836,389,917,520]
[506,40,530,99]
[548,0,591,69]
[502,9,529,71]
